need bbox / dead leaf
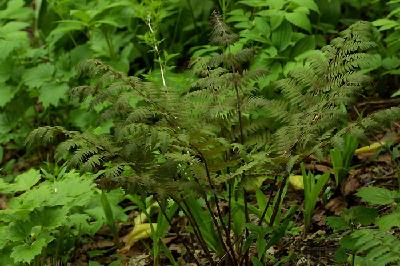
[325,197,347,215]
[122,223,157,251]
[341,177,360,196]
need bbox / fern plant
[26,19,400,264]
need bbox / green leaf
[0,85,16,107]
[357,187,397,205]
[347,206,378,226]
[266,0,285,9]
[290,35,315,58]
[22,64,55,89]
[251,256,264,266]
[39,82,69,108]
[31,207,69,230]
[0,169,41,194]
[101,190,117,238]
[285,8,311,32]
[13,169,41,192]
[93,120,114,135]
[10,234,54,263]
[376,211,400,231]
[373,19,398,31]
[271,21,293,51]
[326,216,349,231]
[290,0,319,12]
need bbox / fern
[27,21,400,193]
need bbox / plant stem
[258,176,278,226]
[155,197,201,266]
[177,196,216,265]
[269,175,288,227]
[195,149,238,264]
[146,17,167,87]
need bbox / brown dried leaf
[325,197,347,215]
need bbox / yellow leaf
[123,223,157,248]
[354,142,384,155]
[289,175,304,190]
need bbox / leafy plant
[327,185,400,265]
[301,164,330,233]
[330,134,359,187]
[25,11,400,266]
[0,168,127,264]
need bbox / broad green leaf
[257,10,285,30]
[238,0,269,7]
[291,35,315,58]
[0,169,42,194]
[10,234,54,263]
[30,207,68,230]
[39,82,69,108]
[13,169,41,192]
[0,85,16,107]
[347,206,378,226]
[22,64,55,89]
[326,216,349,231]
[271,21,293,51]
[377,211,400,230]
[285,8,311,32]
[0,226,8,249]
[290,0,319,12]
[392,89,400,97]
[266,0,285,9]
[373,19,398,31]
[382,56,400,70]
[0,22,30,34]
[357,187,397,205]
[0,0,33,21]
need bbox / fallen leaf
[289,175,304,190]
[355,142,384,156]
[341,177,360,196]
[325,197,347,215]
[121,223,157,252]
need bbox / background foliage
[1,0,400,265]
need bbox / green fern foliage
[27,21,400,194]
[267,21,400,161]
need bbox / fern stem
[269,175,288,227]
[178,196,216,265]
[155,197,201,266]
[194,147,238,264]
[258,176,278,226]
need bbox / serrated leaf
[39,82,69,108]
[357,187,397,205]
[377,211,400,230]
[0,85,16,107]
[266,0,285,9]
[271,20,293,51]
[326,216,349,230]
[0,169,41,194]
[22,64,55,89]
[285,9,311,32]
[347,206,378,225]
[10,234,54,263]
[290,0,319,12]
[30,207,68,230]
